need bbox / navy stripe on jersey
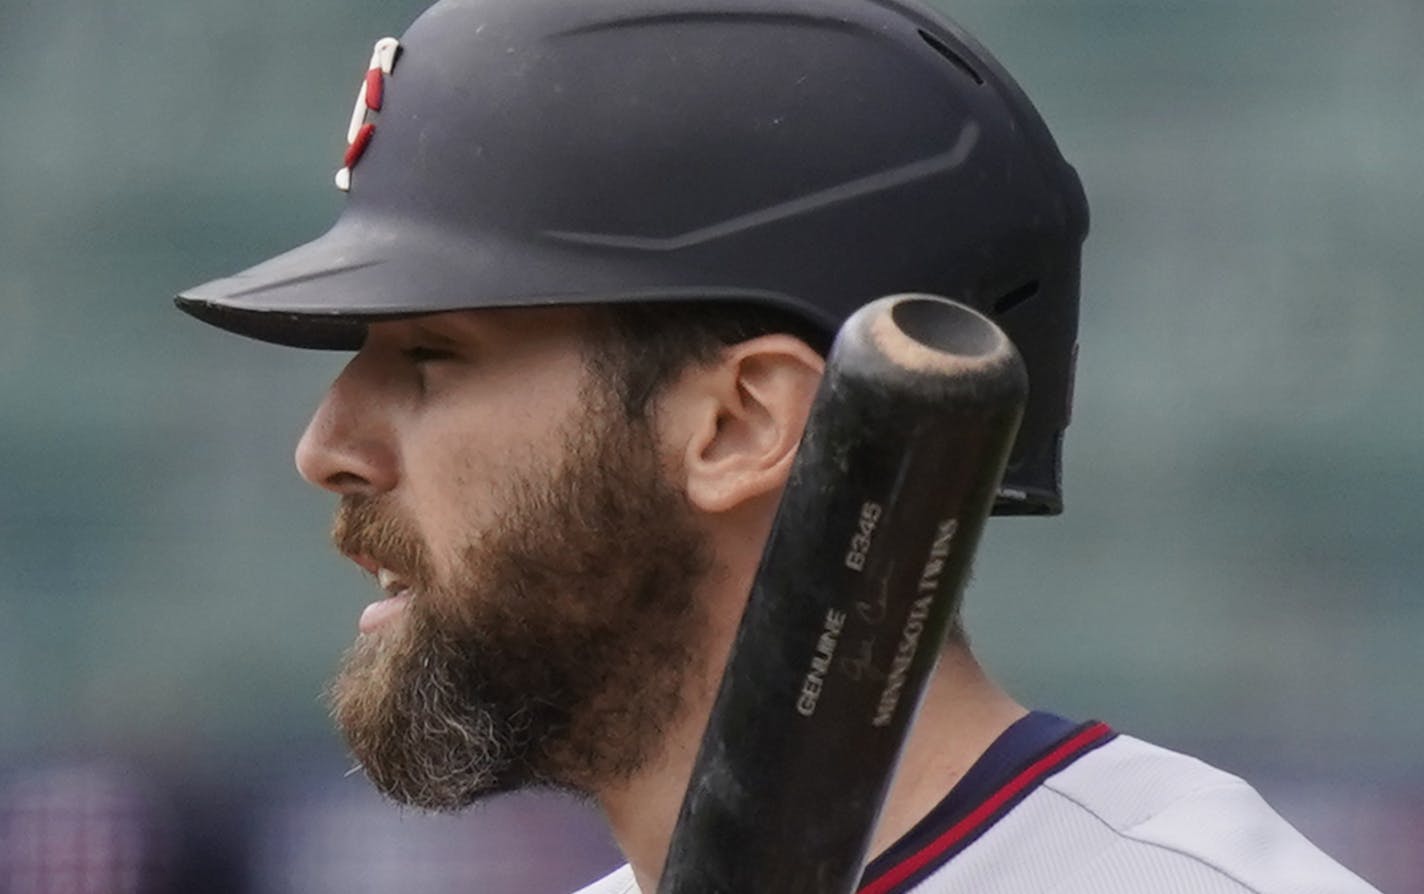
[857,712,1117,894]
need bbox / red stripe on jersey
[365,68,384,110]
[858,721,1114,894]
[344,123,376,168]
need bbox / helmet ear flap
[991,281,1041,318]
[990,246,1084,515]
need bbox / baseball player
[176,0,1382,891]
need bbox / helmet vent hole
[992,280,1039,316]
[918,30,984,85]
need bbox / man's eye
[401,346,456,364]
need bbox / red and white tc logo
[335,37,400,192]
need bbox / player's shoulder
[566,734,1382,894]
[1026,733,1381,893]
[569,863,637,894]
[1046,731,1259,823]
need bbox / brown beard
[325,390,709,810]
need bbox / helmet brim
[175,214,837,350]
[176,215,532,350]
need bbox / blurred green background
[1,0,1419,890]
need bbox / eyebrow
[409,313,483,343]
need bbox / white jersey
[572,713,1379,894]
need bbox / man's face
[295,309,709,809]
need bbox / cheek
[398,436,493,575]
[398,407,560,570]
[396,348,593,566]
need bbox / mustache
[332,496,430,580]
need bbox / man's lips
[359,593,411,633]
[345,552,415,633]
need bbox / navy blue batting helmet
[177,0,1089,515]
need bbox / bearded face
[326,388,709,810]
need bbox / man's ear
[677,335,825,515]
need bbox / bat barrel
[658,294,1027,894]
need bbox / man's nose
[295,360,399,496]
